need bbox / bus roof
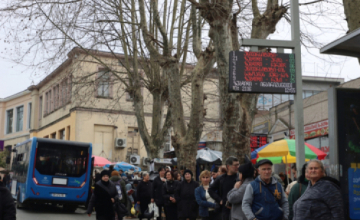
[16,137,91,148]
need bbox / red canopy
[92,155,112,167]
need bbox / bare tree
[187,0,287,162]
[0,0,216,171]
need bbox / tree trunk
[343,0,360,32]
[197,0,287,164]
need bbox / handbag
[113,200,128,217]
[143,207,154,218]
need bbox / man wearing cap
[242,159,289,220]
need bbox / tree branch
[252,0,260,17]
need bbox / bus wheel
[16,191,24,209]
[63,204,77,213]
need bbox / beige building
[0,48,221,168]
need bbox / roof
[0,89,31,102]
[320,28,360,57]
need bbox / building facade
[0,48,221,168]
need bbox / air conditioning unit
[143,157,150,166]
[129,155,140,165]
[115,138,127,148]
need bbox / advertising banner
[290,119,328,140]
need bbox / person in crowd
[173,171,182,181]
[288,163,309,220]
[119,170,127,177]
[242,159,289,220]
[210,167,219,185]
[292,159,344,220]
[209,157,239,220]
[152,167,166,220]
[133,172,141,180]
[94,170,101,184]
[162,171,179,220]
[125,180,139,219]
[179,166,185,177]
[279,172,292,190]
[110,171,129,220]
[217,165,227,176]
[195,170,220,220]
[291,164,297,181]
[136,173,153,220]
[87,170,119,220]
[126,170,134,180]
[109,165,115,173]
[227,160,255,220]
[165,166,171,172]
[176,169,199,220]
[0,175,16,220]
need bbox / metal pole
[291,0,305,177]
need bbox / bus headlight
[33,177,38,184]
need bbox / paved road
[16,204,96,220]
[16,204,140,220]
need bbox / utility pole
[240,0,305,176]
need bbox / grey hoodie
[242,176,289,220]
[227,178,253,220]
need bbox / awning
[171,148,222,165]
[153,158,173,165]
[320,27,360,57]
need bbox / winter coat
[110,176,128,206]
[87,180,119,219]
[163,180,179,220]
[0,186,16,220]
[288,180,308,220]
[152,176,166,206]
[227,178,253,220]
[136,180,153,219]
[242,176,289,220]
[195,185,217,217]
[293,177,345,220]
[175,179,199,219]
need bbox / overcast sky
[1,0,359,99]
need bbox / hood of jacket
[255,175,278,185]
[317,176,340,189]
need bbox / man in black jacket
[151,167,166,220]
[208,156,239,220]
[0,178,16,220]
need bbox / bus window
[35,143,88,177]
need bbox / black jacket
[152,176,165,206]
[0,186,16,220]
[136,180,153,203]
[208,173,237,204]
[162,180,179,206]
[175,179,199,218]
[87,180,119,218]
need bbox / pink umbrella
[92,155,112,167]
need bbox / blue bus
[10,138,93,212]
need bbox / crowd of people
[86,157,345,220]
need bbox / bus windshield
[35,142,88,177]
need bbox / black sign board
[229,51,296,94]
